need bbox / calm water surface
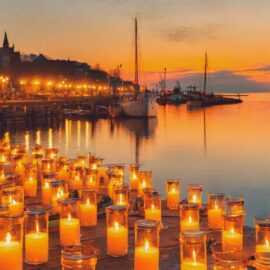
[5,93,270,225]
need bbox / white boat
[118,18,158,118]
[121,93,158,117]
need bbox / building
[0,32,21,74]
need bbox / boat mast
[203,52,208,94]
[164,67,167,91]
[134,18,139,94]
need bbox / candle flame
[36,221,40,234]
[132,173,137,180]
[192,194,197,203]
[214,201,219,209]
[119,194,123,204]
[171,187,176,193]
[151,204,155,210]
[92,164,97,170]
[144,240,150,251]
[6,232,11,244]
[230,227,235,234]
[89,176,93,183]
[188,216,193,224]
[86,198,90,206]
[114,221,119,230]
[28,176,33,182]
[266,239,269,247]
[45,181,50,188]
[192,249,197,264]
[68,213,71,221]
[142,180,146,188]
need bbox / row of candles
[0,142,269,269]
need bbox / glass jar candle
[50,180,68,214]
[134,219,160,270]
[113,183,129,207]
[0,214,23,270]
[108,174,123,198]
[25,207,49,265]
[187,184,203,208]
[106,205,128,257]
[208,193,225,230]
[24,164,38,197]
[70,168,84,191]
[226,197,244,215]
[88,155,102,171]
[58,161,70,182]
[79,189,97,227]
[97,165,108,188]
[1,186,24,216]
[255,217,270,259]
[42,159,56,173]
[75,155,86,169]
[45,148,59,160]
[180,203,200,232]
[85,169,98,190]
[61,245,99,270]
[144,192,162,222]
[214,261,247,270]
[222,212,245,252]
[41,173,56,206]
[166,179,180,210]
[180,230,207,270]
[59,198,80,247]
[130,164,139,190]
[138,171,152,197]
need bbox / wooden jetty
[23,195,256,270]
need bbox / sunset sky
[1,0,270,91]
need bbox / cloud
[165,70,270,92]
[162,23,224,42]
[237,65,270,73]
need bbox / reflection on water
[4,93,270,225]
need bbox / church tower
[3,32,9,48]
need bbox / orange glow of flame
[192,194,197,203]
[192,249,197,264]
[114,221,119,230]
[144,240,150,251]
[188,216,193,224]
[36,221,40,234]
[6,232,11,244]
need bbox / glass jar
[59,198,80,247]
[144,192,162,222]
[138,171,152,197]
[226,197,244,215]
[106,205,128,257]
[50,180,68,214]
[42,158,56,173]
[130,164,139,190]
[0,214,24,270]
[85,169,98,190]
[134,219,160,270]
[180,230,207,270]
[166,179,180,210]
[69,167,84,191]
[108,174,123,198]
[255,217,270,260]
[187,184,203,208]
[58,161,70,182]
[180,203,200,232]
[1,186,24,216]
[45,148,59,160]
[79,189,97,227]
[113,183,129,207]
[41,173,56,206]
[25,207,49,265]
[61,245,99,270]
[222,212,245,252]
[24,164,38,197]
[208,193,225,230]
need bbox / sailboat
[120,18,158,117]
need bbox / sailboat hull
[121,97,158,117]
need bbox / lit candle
[145,204,161,221]
[134,240,159,270]
[8,196,24,216]
[181,249,207,270]
[107,221,128,256]
[25,222,48,264]
[42,181,51,205]
[222,227,243,252]
[24,176,37,197]
[72,174,83,190]
[256,238,270,254]
[0,232,22,270]
[79,198,97,227]
[187,184,203,208]
[167,187,179,210]
[181,216,200,231]
[208,202,222,230]
[60,213,80,247]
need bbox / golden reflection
[36,130,41,145]
[85,122,89,148]
[25,131,30,151]
[77,120,81,148]
[48,128,53,148]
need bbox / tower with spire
[0,31,21,72]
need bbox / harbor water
[3,93,270,226]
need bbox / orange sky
[0,0,270,90]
